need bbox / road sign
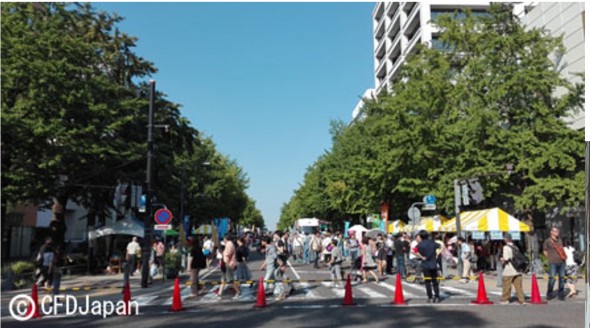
[423,204,436,211]
[407,207,421,224]
[424,195,436,204]
[154,224,172,230]
[154,208,173,225]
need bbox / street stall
[401,215,449,233]
[387,220,406,234]
[440,208,531,233]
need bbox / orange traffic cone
[392,273,406,305]
[121,281,133,315]
[170,278,184,312]
[471,272,493,305]
[342,274,355,306]
[528,274,547,305]
[254,276,267,308]
[25,283,42,319]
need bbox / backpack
[509,245,529,273]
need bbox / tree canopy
[279,4,584,230]
[1,3,263,244]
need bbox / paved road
[2,250,585,327]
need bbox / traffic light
[460,178,483,207]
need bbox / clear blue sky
[94,2,375,229]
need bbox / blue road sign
[425,195,436,204]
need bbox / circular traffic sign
[407,207,421,224]
[424,195,436,204]
[154,208,173,225]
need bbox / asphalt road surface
[2,250,585,328]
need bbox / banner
[380,202,389,232]
[490,231,503,240]
[510,231,521,241]
[379,219,385,232]
[472,231,485,240]
[213,218,230,241]
[344,221,351,238]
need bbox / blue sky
[94,2,375,229]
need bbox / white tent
[88,217,145,240]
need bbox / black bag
[509,246,529,273]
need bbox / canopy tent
[193,224,213,235]
[387,220,406,234]
[88,217,144,240]
[165,229,179,237]
[401,215,448,232]
[440,208,531,232]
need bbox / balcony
[403,1,421,32]
[373,2,385,23]
[387,8,401,40]
[374,15,386,40]
[386,2,400,19]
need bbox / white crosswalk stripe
[378,281,420,298]
[440,286,477,297]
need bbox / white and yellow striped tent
[441,208,531,232]
[194,224,213,235]
[402,216,449,232]
[387,220,406,234]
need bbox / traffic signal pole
[141,80,156,288]
[454,178,462,239]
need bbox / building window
[431,9,488,22]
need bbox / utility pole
[141,80,156,288]
[454,179,462,239]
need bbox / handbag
[551,239,567,261]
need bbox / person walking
[361,237,380,283]
[386,234,394,275]
[499,234,525,305]
[347,232,360,273]
[329,239,343,288]
[236,237,252,282]
[310,232,323,269]
[563,241,579,298]
[543,227,567,301]
[203,236,215,268]
[415,230,441,303]
[36,236,55,288]
[303,233,311,265]
[259,236,277,295]
[124,237,141,283]
[394,234,406,278]
[457,237,473,283]
[188,237,207,297]
[218,234,240,299]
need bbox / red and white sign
[154,208,173,225]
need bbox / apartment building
[353,1,585,129]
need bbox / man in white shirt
[499,234,525,304]
[409,236,422,278]
[457,237,473,283]
[125,237,141,281]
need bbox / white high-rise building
[514,2,585,131]
[353,2,585,129]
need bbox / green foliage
[1,3,263,239]
[281,3,584,225]
[10,261,36,275]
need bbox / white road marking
[321,282,345,298]
[440,286,477,297]
[162,286,192,306]
[298,282,320,299]
[378,281,419,298]
[357,286,389,299]
[134,295,160,306]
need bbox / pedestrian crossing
[132,279,490,307]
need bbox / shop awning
[88,217,144,240]
[441,208,531,232]
[402,216,448,232]
[387,220,406,234]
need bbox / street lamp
[141,80,156,288]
